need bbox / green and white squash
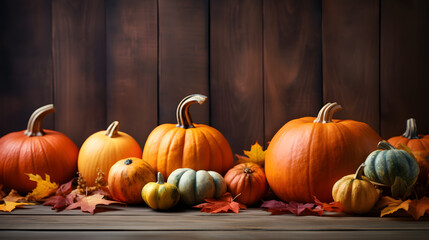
[364,141,419,198]
[167,168,227,206]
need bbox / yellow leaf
[377,196,411,217]
[0,201,35,212]
[3,189,26,202]
[26,173,59,201]
[237,142,266,166]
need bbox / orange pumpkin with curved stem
[0,104,78,193]
[142,94,233,178]
[265,102,382,203]
[78,121,142,186]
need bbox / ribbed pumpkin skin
[108,158,156,204]
[167,168,227,206]
[332,174,379,214]
[224,163,268,206]
[265,117,381,203]
[143,124,233,178]
[364,149,419,187]
[142,173,180,210]
[0,130,78,193]
[78,131,142,186]
[388,135,429,152]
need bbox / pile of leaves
[261,196,343,216]
[377,196,429,220]
[0,170,123,214]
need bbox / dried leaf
[0,201,35,212]
[65,193,124,214]
[3,189,26,202]
[377,196,411,217]
[236,142,266,166]
[408,197,429,220]
[43,195,69,210]
[261,200,314,215]
[56,178,75,196]
[313,196,344,213]
[26,173,59,201]
[193,192,247,214]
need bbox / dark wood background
[1,0,428,155]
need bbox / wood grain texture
[106,0,158,147]
[322,0,380,132]
[0,0,53,136]
[264,0,322,143]
[210,0,263,155]
[52,0,106,146]
[158,0,209,125]
[381,0,429,138]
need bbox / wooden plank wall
[1,0,429,156]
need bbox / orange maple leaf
[408,197,429,220]
[193,192,247,214]
[377,196,411,217]
[3,189,26,202]
[0,201,35,212]
[26,173,59,201]
[236,142,266,166]
[65,193,124,214]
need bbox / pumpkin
[78,121,142,186]
[142,172,180,210]
[108,157,156,204]
[0,104,78,193]
[364,141,419,198]
[265,102,382,203]
[332,164,379,214]
[388,118,429,185]
[142,94,233,178]
[224,162,268,206]
[167,168,227,206]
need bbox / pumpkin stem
[176,94,207,129]
[377,140,396,150]
[105,121,120,138]
[313,102,343,123]
[243,167,254,174]
[24,104,55,137]
[124,159,133,165]
[402,118,419,139]
[353,163,365,180]
[157,172,165,184]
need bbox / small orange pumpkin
[224,163,268,206]
[0,104,78,193]
[143,94,233,178]
[108,157,156,204]
[78,121,142,186]
[265,102,382,203]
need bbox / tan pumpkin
[265,102,382,203]
[143,94,233,178]
[108,157,156,204]
[332,164,379,214]
[224,163,268,206]
[78,121,142,185]
[0,104,78,193]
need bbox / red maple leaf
[261,200,314,215]
[55,178,75,196]
[193,192,247,214]
[313,196,344,213]
[65,193,124,214]
[43,195,70,210]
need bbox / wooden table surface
[1,205,429,239]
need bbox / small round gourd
[108,157,156,204]
[224,163,268,205]
[167,168,227,206]
[332,164,379,214]
[142,172,180,210]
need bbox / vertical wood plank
[158,0,209,125]
[381,0,429,138]
[322,0,380,132]
[106,0,158,147]
[264,0,322,143]
[0,0,53,136]
[52,0,106,146]
[210,0,263,155]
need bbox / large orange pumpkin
[388,118,429,185]
[78,121,142,186]
[0,104,78,193]
[265,102,382,203]
[224,162,268,206]
[143,94,233,178]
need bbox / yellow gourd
[142,172,180,210]
[332,163,379,214]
